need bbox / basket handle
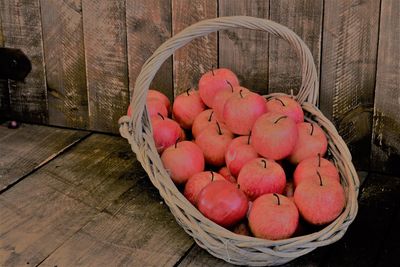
[125,16,319,144]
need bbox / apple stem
[237,183,240,189]
[274,115,287,124]
[275,98,286,107]
[273,193,280,205]
[318,153,321,167]
[210,171,214,181]
[317,170,323,186]
[175,138,179,148]
[261,159,267,168]
[239,89,244,98]
[226,80,234,92]
[216,121,222,135]
[310,123,314,135]
[211,66,215,76]
[186,88,191,96]
[157,112,165,120]
[247,131,251,145]
[208,111,214,122]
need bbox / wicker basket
[118,16,359,266]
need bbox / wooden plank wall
[0,0,398,175]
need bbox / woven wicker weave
[118,16,359,266]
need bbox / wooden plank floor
[0,124,398,267]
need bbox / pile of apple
[127,68,346,240]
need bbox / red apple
[199,68,239,107]
[148,89,171,112]
[151,113,182,154]
[288,122,328,164]
[192,109,218,138]
[225,135,258,177]
[294,172,346,225]
[237,158,286,200]
[248,193,299,240]
[265,96,304,123]
[223,90,267,135]
[293,154,340,187]
[212,82,249,123]
[197,180,248,228]
[147,98,168,118]
[251,112,298,160]
[195,122,234,166]
[232,221,251,236]
[161,140,205,184]
[184,171,224,205]
[218,166,237,183]
[172,89,206,129]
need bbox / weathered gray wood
[126,0,173,103]
[172,0,217,95]
[0,0,47,123]
[39,162,194,267]
[82,0,129,133]
[218,0,269,95]
[269,0,323,96]
[371,0,400,176]
[320,0,380,170]
[0,123,89,191]
[178,245,233,267]
[40,0,89,129]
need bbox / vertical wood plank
[172,0,218,95]
[320,0,380,170]
[268,0,323,96]
[371,0,400,175]
[0,13,10,120]
[82,0,129,133]
[218,0,269,95]
[40,0,89,129]
[126,0,173,102]
[0,0,48,123]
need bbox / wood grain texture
[320,0,380,170]
[371,0,400,175]
[82,0,129,133]
[172,0,217,95]
[218,0,269,95]
[0,0,47,123]
[40,0,89,129]
[0,123,89,191]
[269,0,323,96]
[321,173,400,266]
[0,14,10,119]
[126,0,173,103]
[40,166,194,267]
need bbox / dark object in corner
[7,120,20,129]
[0,48,32,82]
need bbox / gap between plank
[173,243,196,267]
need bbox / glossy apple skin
[151,117,182,154]
[172,90,206,129]
[251,112,298,160]
[198,68,239,107]
[293,156,340,187]
[237,158,286,200]
[195,122,234,166]
[184,171,224,205]
[248,193,299,240]
[225,136,258,177]
[147,98,168,118]
[212,86,249,123]
[218,166,237,183]
[265,96,304,123]
[148,89,171,112]
[288,122,328,164]
[223,90,267,135]
[192,109,218,138]
[197,180,248,228]
[161,141,205,184]
[294,177,345,225]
